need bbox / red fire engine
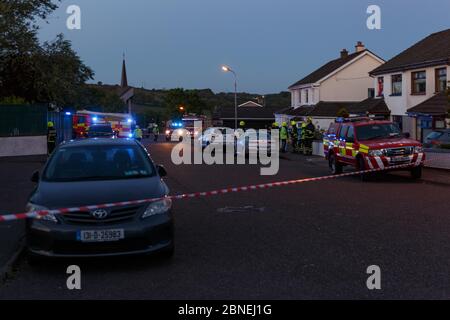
[323,117,425,179]
[72,110,135,139]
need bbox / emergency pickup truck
[323,117,425,179]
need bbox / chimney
[355,41,365,53]
[340,49,349,59]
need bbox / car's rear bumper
[26,214,174,258]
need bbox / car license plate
[77,229,125,242]
[391,156,410,163]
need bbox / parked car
[199,127,235,150]
[166,128,192,142]
[26,138,173,262]
[236,131,274,157]
[424,129,450,149]
[86,124,115,138]
[323,117,425,179]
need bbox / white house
[370,28,450,141]
[277,42,386,129]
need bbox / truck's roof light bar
[335,116,386,123]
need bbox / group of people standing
[272,117,316,155]
[133,125,160,142]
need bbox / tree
[33,34,94,106]
[0,0,59,96]
[0,1,94,107]
[162,88,209,118]
[75,85,124,112]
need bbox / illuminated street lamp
[221,65,238,129]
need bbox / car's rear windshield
[88,125,113,134]
[43,145,155,182]
[426,131,444,140]
[356,123,401,141]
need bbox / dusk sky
[38,0,450,94]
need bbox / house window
[391,74,402,96]
[305,90,309,104]
[297,90,301,104]
[368,88,375,98]
[377,77,384,96]
[411,71,426,94]
[435,68,447,93]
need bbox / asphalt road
[1,140,450,299]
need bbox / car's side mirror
[403,132,410,138]
[31,170,40,183]
[157,165,167,177]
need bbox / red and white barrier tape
[0,162,421,222]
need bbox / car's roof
[208,127,233,130]
[61,138,137,148]
[355,120,392,126]
[347,120,393,127]
[89,123,112,127]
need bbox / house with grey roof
[370,28,450,141]
[277,41,386,130]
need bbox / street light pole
[222,66,238,130]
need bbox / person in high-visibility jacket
[280,122,288,153]
[269,122,278,140]
[303,117,316,155]
[47,121,57,156]
[152,125,160,142]
[295,122,303,153]
[134,125,143,142]
[299,122,307,154]
[290,121,298,153]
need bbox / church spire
[121,53,128,88]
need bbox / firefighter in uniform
[295,122,303,153]
[280,122,288,153]
[152,125,160,142]
[303,117,316,155]
[47,121,57,156]
[271,122,279,133]
[134,125,143,142]
[290,121,298,153]
[299,121,306,154]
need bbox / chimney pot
[340,49,349,59]
[355,41,365,52]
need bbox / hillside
[91,83,291,113]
